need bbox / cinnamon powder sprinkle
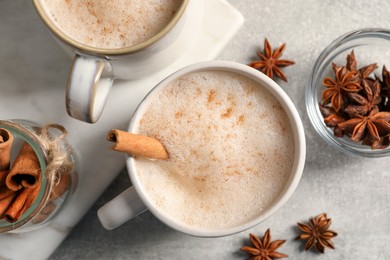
[174,111,184,118]
[221,107,233,118]
[237,115,245,124]
[207,90,216,103]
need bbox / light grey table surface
[2,0,390,259]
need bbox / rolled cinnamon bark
[4,183,40,222]
[0,191,18,218]
[0,170,8,186]
[0,128,14,171]
[6,143,41,191]
[107,129,169,160]
[0,186,16,201]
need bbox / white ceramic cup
[32,0,202,123]
[97,61,306,237]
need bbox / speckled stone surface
[3,0,390,259]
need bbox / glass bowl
[306,28,390,157]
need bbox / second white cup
[32,0,203,123]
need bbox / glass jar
[306,28,390,157]
[0,119,77,233]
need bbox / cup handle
[97,186,147,230]
[66,54,114,123]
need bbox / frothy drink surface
[41,0,182,49]
[134,71,295,229]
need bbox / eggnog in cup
[132,68,296,229]
[39,0,182,49]
[98,61,305,236]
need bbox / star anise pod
[296,213,337,254]
[376,65,390,111]
[322,65,361,112]
[346,50,357,71]
[241,229,288,260]
[344,79,382,117]
[337,106,390,146]
[319,104,345,137]
[359,63,378,80]
[363,134,390,149]
[379,65,390,97]
[346,50,378,81]
[248,38,295,82]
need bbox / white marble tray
[0,0,243,259]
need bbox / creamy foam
[134,71,295,229]
[41,0,182,49]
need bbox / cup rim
[126,60,306,237]
[32,0,189,56]
[306,28,390,157]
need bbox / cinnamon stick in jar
[4,184,40,223]
[0,186,17,201]
[0,191,18,218]
[6,143,41,191]
[107,129,169,160]
[0,171,8,186]
[0,128,14,171]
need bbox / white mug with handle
[32,0,202,123]
[98,61,306,237]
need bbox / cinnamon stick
[6,143,41,191]
[0,186,16,201]
[0,170,8,186]
[3,188,29,222]
[0,191,18,217]
[107,129,169,160]
[4,184,40,223]
[0,128,14,171]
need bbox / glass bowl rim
[306,27,390,158]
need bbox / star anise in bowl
[319,50,390,150]
[306,29,390,157]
